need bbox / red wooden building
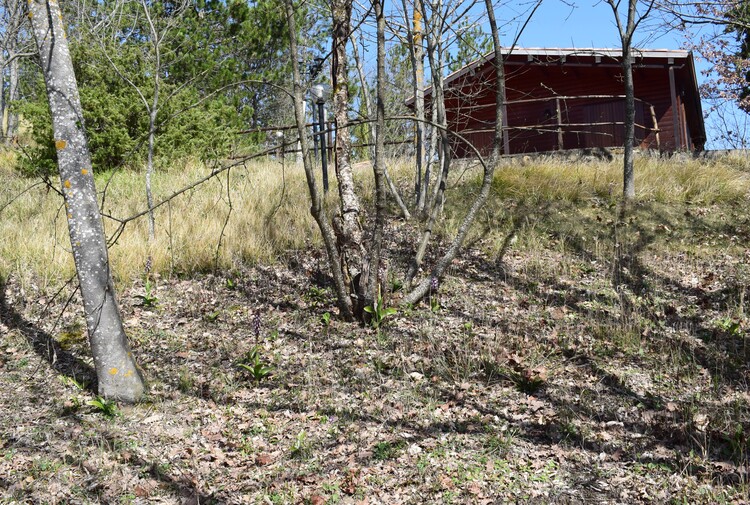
[420,48,706,157]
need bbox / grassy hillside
[1,152,748,288]
[1,152,750,503]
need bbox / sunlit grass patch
[1,152,749,291]
[1,157,318,289]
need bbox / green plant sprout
[237,346,274,383]
[364,288,397,330]
[87,396,119,417]
[136,279,159,308]
[290,430,309,458]
[320,312,332,335]
[430,296,440,313]
[715,317,742,337]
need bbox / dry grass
[492,154,750,204]
[2,151,749,291]
[0,157,319,289]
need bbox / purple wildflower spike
[430,276,439,293]
[252,310,261,338]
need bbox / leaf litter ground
[1,200,750,504]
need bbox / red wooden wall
[432,50,705,157]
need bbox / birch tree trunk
[284,0,354,320]
[331,0,367,311]
[29,0,145,402]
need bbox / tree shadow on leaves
[0,275,96,391]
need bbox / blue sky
[514,1,627,48]
[506,1,682,50]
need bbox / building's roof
[408,47,699,108]
[484,47,689,58]
[443,47,694,91]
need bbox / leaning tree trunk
[29,0,145,402]
[401,0,501,305]
[405,0,451,287]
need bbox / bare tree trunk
[402,0,507,304]
[406,0,451,286]
[424,0,449,216]
[143,0,160,240]
[5,0,24,145]
[607,0,655,201]
[0,49,6,141]
[284,0,354,320]
[29,0,145,402]
[331,0,367,312]
[349,32,411,221]
[7,55,19,143]
[484,0,504,162]
[367,0,388,306]
[0,0,25,144]
[622,46,636,200]
[349,33,374,160]
[401,144,493,305]
[404,0,427,211]
[146,104,158,239]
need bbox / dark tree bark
[367,0,388,306]
[284,0,354,320]
[331,0,367,313]
[606,0,655,201]
[28,0,145,402]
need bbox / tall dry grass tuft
[492,155,750,204]
[2,152,749,291]
[1,158,317,290]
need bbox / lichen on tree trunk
[28,0,145,402]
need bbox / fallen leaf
[256,453,273,466]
